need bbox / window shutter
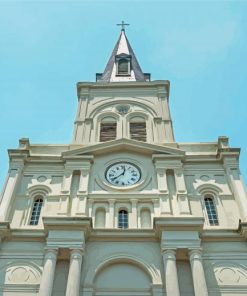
[118,58,129,74]
[130,122,146,142]
[100,122,117,142]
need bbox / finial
[117,20,130,32]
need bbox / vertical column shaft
[66,249,83,296]
[162,249,180,296]
[39,249,58,296]
[189,249,208,296]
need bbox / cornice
[62,138,185,157]
[77,80,170,89]
[201,229,243,242]
[77,80,170,100]
[89,229,157,241]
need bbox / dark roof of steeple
[96,30,150,82]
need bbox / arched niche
[94,262,151,294]
[84,254,162,291]
[95,208,106,228]
[140,208,152,228]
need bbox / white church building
[0,25,247,296]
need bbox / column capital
[44,248,58,261]
[156,167,166,174]
[131,199,138,205]
[188,248,203,260]
[108,199,116,205]
[80,168,90,174]
[161,249,177,260]
[70,248,84,259]
[152,198,160,204]
[88,199,94,205]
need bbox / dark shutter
[130,122,146,142]
[118,59,129,74]
[100,122,117,142]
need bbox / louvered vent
[130,122,146,142]
[100,122,117,142]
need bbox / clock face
[105,162,141,187]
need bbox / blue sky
[0,0,246,189]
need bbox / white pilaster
[160,194,171,215]
[225,162,247,221]
[78,168,90,193]
[162,249,180,296]
[130,199,138,228]
[156,168,168,193]
[189,249,208,296]
[66,249,84,296]
[62,169,73,193]
[108,199,115,228]
[174,168,190,214]
[152,198,161,217]
[88,199,94,218]
[153,160,168,193]
[0,161,24,221]
[39,249,58,296]
[174,168,187,193]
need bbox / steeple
[96,26,150,82]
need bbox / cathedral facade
[0,27,247,296]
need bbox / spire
[96,26,150,82]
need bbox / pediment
[62,138,185,159]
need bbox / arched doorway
[94,262,152,296]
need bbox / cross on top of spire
[117,20,130,31]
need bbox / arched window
[129,117,146,142]
[100,117,117,142]
[117,58,129,75]
[30,197,43,225]
[118,210,128,229]
[204,195,219,226]
[95,208,106,228]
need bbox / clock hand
[122,167,126,176]
[111,168,125,180]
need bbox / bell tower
[73,27,175,145]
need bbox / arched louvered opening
[129,116,146,142]
[140,209,151,228]
[100,116,117,142]
[118,210,128,229]
[117,58,129,75]
[95,208,106,228]
[204,195,219,226]
[30,197,43,225]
